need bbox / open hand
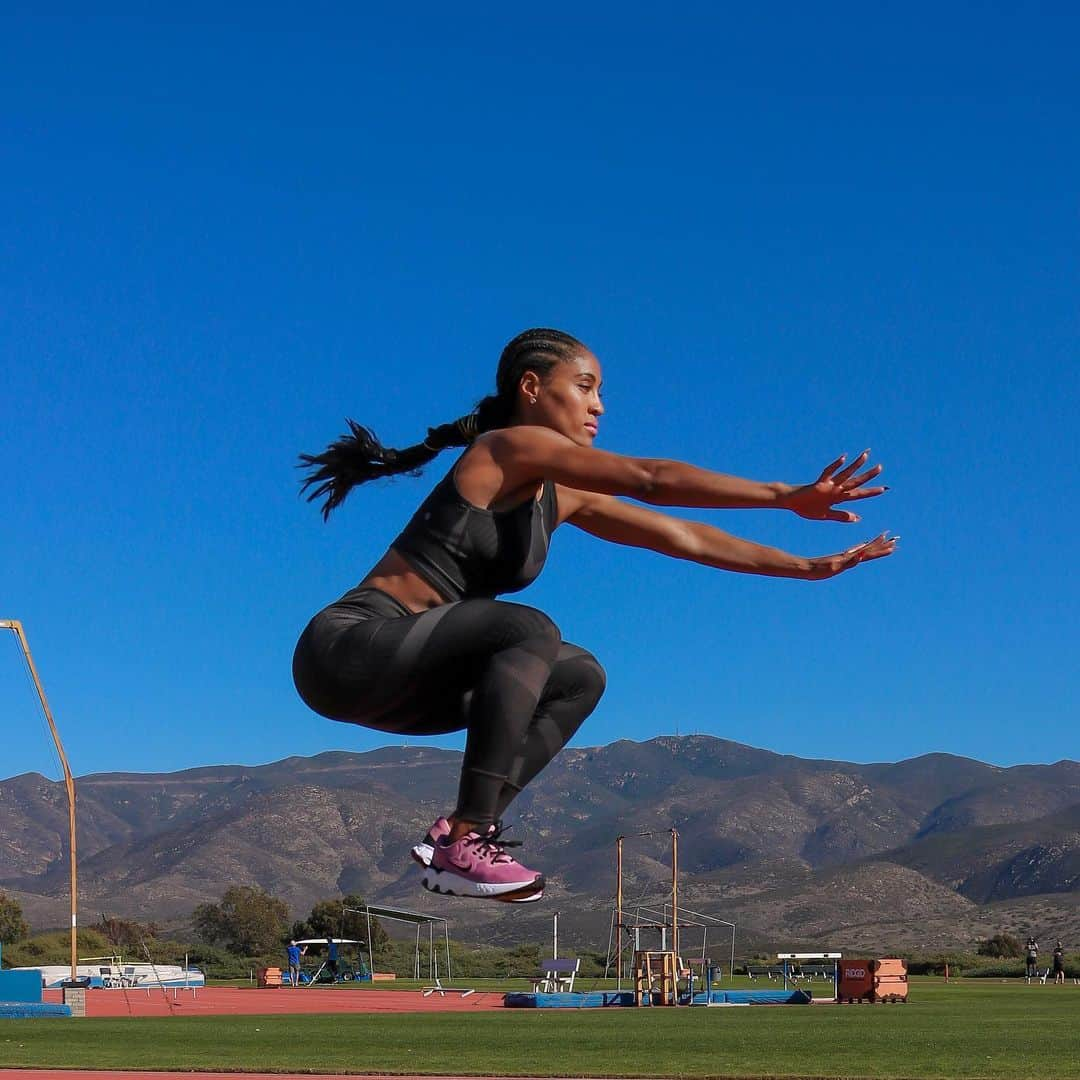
[803,533,899,580]
[784,450,887,522]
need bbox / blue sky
[2,5,1077,782]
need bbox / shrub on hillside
[3,929,111,967]
[977,933,1023,958]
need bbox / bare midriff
[358,548,450,613]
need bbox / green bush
[4,929,112,966]
[966,961,1026,978]
[0,892,30,944]
[906,952,973,976]
[977,933,1024,958]
[193,886,288,956]
[904,950,1078,979]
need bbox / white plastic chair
[531,958,579,993]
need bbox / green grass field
[2,978,1078,1079]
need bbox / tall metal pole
[615,836,624,990]
[2,620,78,982]
[444,919,452,982]
[671,828,679,962]
[365,908,375,982]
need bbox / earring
[528,397,537,405]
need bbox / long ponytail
[297,414,476,521]
[299,327,584,520]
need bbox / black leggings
[292,587,606,825]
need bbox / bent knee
[558,643,607,704]
[582,654,607,704]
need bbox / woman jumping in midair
[293,328,896,903]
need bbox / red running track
[40,986,506,1017]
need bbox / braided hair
[298,328,586,520]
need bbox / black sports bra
[390,460,558,602]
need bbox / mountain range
[2,736,1079,955]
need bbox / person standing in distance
[1052,942,1065,985]
[1025,936,1039,981]
[285,940,306,987]
[325,936,340,982]
[293,328,898,903]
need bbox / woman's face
[523,352,604,446]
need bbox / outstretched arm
[565,490,898,580]
[488,428,885,519]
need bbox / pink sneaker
[422,832,544,900]
[411,817,518,868]
[479,822,542,903]
[410,817,451,867]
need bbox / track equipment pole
[671,828,679,961]
[615,836,624,989]
[2,620,77,983]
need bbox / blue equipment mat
[0,1001,73,1018]
[504,988,812,1008]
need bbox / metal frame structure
[344,904,452,985]
[614,829,679,990]
[2,620,77,982]
[614,900,736,985]
[776,951,842,998]
[607,829,738,991]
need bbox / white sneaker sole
[421,866,544,900]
